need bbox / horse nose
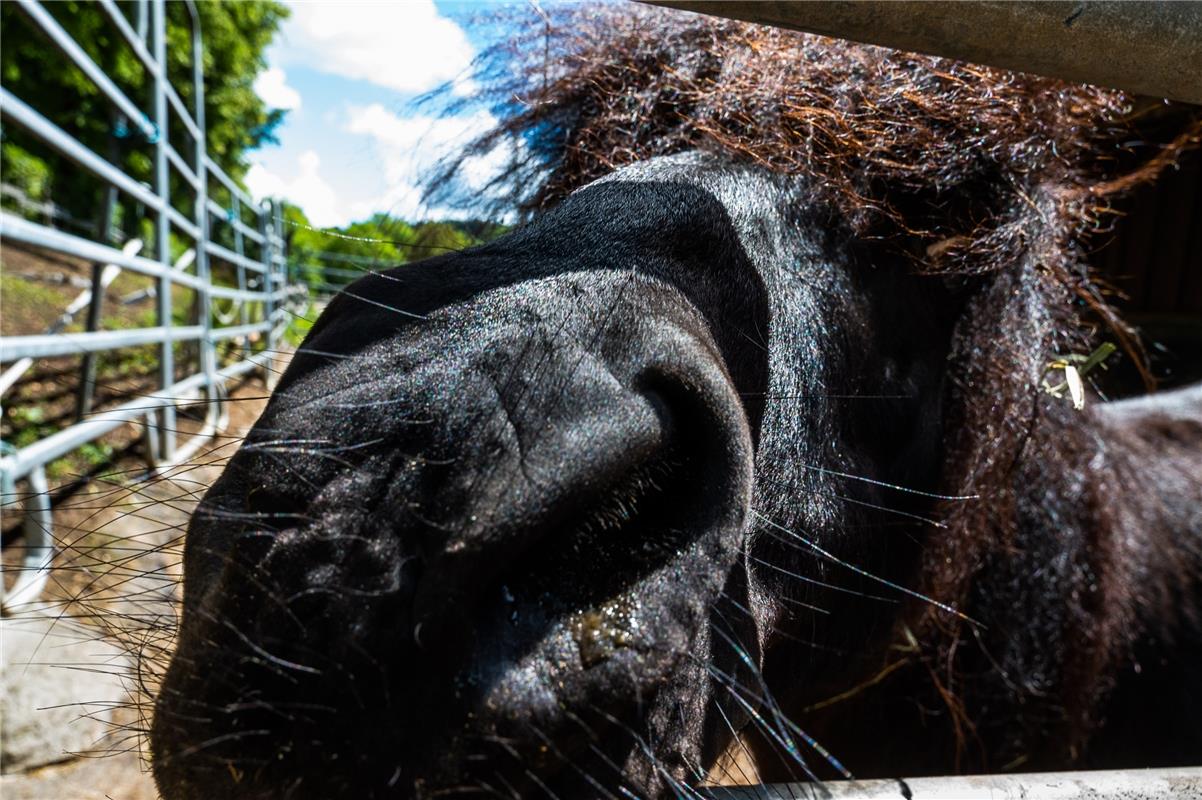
[152,281,757,798]
[406,321,743,662]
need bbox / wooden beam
[652,2,1202,104]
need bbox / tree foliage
[1,0,288,228]
[282,203,504,293]
[2,1,507,291]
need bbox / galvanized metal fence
[292,252,390,298]
[0,0,305,612]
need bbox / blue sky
[246,1,518,227]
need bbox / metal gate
[0,0,304,611]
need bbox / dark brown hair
[427,2,1202,770]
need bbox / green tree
[278,207,511,295]
[182,2,289,179]
[281,205,416,293]
[1,1,288,233]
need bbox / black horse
[150,151,1202,799]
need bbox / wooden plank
[652,2,1202,104]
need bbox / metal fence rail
[294,256,389,297]
[0,0,305,612]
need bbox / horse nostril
[407,358,743,674]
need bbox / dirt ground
[1,368,283,800]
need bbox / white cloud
[275,1,475,96]
[242,100,513,226]
[342,103,511,221]
[254,66,302,110]
[245,150,344,227]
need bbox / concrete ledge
[1,610,130,773]
[701,767,1202,799]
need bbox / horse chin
[152,501,747,800]
[419,570,723,796]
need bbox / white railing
[0,0,305,612]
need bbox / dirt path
[1,367,284,800]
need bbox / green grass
[0,273,78,335]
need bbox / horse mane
[428,4,1195,270]
[425,2,1202,771]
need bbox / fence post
[276,202,286,301]
[187,0,217,445]
[233,195,249,334]
[261,200,275,336]
[260,199,276,388]
[151,0,175,463]
[76,151,120,422]
[0,463,53,611]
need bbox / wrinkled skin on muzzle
[153,161,814,798]
[153,152,971,797]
